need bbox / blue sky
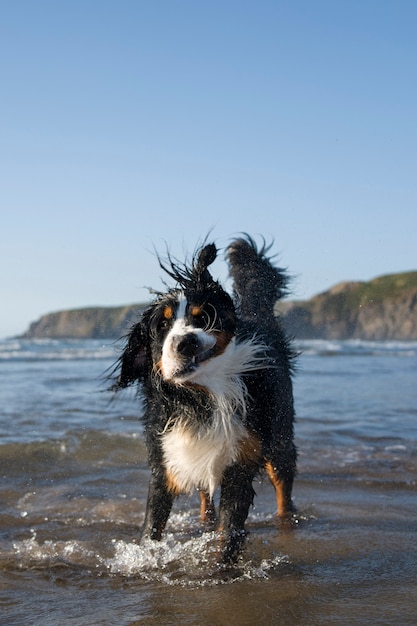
[1,1,416,338]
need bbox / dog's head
[113,243,237,390]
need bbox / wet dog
[112,236,297,563]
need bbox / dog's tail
[227,235,290,321]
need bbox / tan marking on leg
[237,431,262,465]
[165,470,183,496]
[199,491,217,524]
[265,460,293,517]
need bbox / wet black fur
[112,235,297,563]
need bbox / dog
[112,236,297,563]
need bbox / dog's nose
[172,333,201,357]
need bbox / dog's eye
[189,305,212,329]
[158,317,171,331]
[189,305,207,325]
[155,305,174,332]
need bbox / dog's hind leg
[141,474,175,541]
[265,458,296,518]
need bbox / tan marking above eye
[163,306,174,320]
[190,305,203,317]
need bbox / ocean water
[1,337,416,625]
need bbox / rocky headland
[277,271,417,340]
[21,304,146,340]
[21,271,417,341]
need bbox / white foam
[105,535,289,584]
[12,535,99,569]
[11,530,290,586]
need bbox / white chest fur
[161,414,248,497]
[161,336,267,497]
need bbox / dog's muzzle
[172,332,215,365]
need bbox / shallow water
[1,338,416,625]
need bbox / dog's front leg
[141,471,174,542]
[218,464,256,564]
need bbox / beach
[1,338,416,625]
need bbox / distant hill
[276,271,417,340]
[21,304,147,339]
[21,271,417,341]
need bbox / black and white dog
[112,236,297,563]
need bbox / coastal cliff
[22,304,146,339]
[277,271,417,340]
[22,271,417,341]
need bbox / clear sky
[1,1,416,338]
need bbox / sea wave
[297,338,417,357]
[0,338,119,362]
[2,337,417,363]
[0,429,147,477]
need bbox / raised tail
[227,235,290,320]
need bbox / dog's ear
[112,316,150,390]
[159,241,218,290]
[194,243,217,285]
